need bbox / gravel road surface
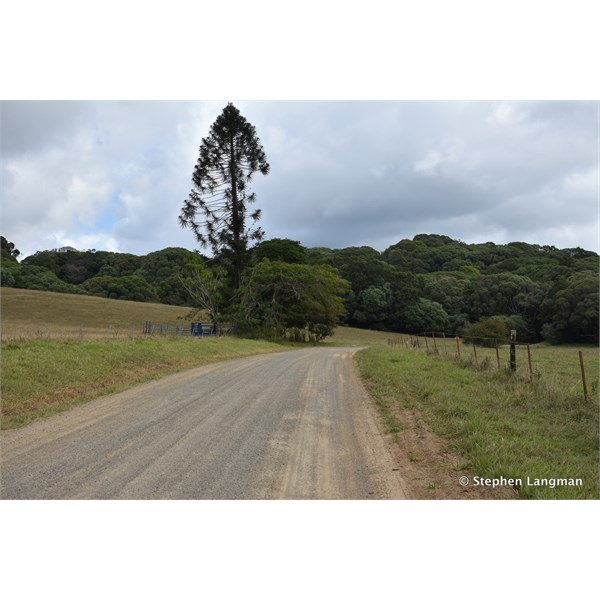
[1,347,409,499]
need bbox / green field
[333,327,599,499]
[356,343,599,499]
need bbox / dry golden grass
[1,288,200,341]
[326,326,393,347]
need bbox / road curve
[1,347,410,500]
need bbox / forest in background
[1,233,598,344]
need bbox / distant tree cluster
[3,232,597,344]
[0,238,199,306]
[318,234,598,344]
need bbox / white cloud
[413,150,446,176]
[487,102,525,126]
[562,167,597,197]
[52,231,120,253]
[2,100,598,258]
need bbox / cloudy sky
[1,100,598,258]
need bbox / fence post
[432,333,438,354]
[495,338,500,369]
[579,351,589,401]
[472,339,478,366]
[442,332,447,355]
[455,336,461,359]
[526,344,533,379]
[509,330,517,373]
[424,335,429,351]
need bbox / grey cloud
[1,100,597,258]
[1,101,90,155]
[250,101,598,251]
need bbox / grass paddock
[1,287,198,341]
[356,344,599,499]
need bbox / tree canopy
[251,238,308,264]
[179,103,270,289]
[2,232,598,344]
[234,260,350,340]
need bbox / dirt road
[1,347,410,499]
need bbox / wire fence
[1,321,143,342]
[0,320,217,342]
[387,331,597,402]
[142,321,216,336]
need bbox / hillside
[0,288,196,341]
[2,233,598,344]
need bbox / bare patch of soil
[374,406,518,500]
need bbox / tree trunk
[230,136,242,289]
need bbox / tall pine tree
[179,103,270,289]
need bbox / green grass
[356,345,599,499]
[1,336,286,429]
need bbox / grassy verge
[356,345,599,499]
[1,336,286,429]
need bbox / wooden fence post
[472,339,478,366]
[495,338,500,370]
[455,336,461,359]
[579,351,589,401]
[509,330,517,373]
[526,344,533,379]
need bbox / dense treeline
[314,234,598,344]
[1,233,598,344]
[0,238,199,306]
